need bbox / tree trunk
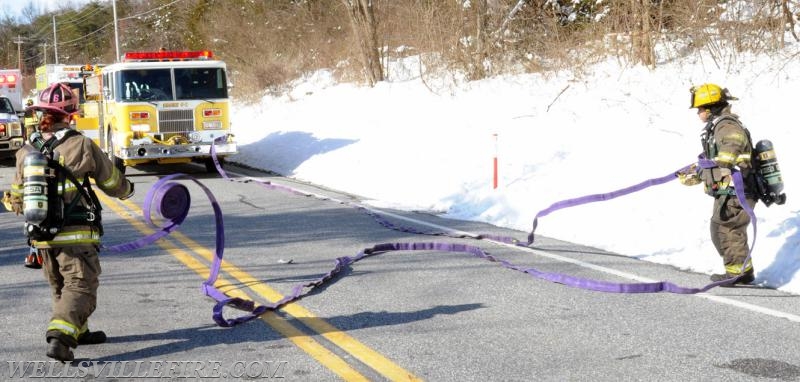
[630,0,655,68]
[342,0,384,86]
[640,0,654,67]
[782,0,799,43]
[471,0,489,80]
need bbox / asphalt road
[0,159,798,381]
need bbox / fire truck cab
[79,50,236,172]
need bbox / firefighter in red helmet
[8,82,135,362]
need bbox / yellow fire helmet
[690,83,738,108]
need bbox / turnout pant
[40,245,101,347]
[710,194,757,274]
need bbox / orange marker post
[493,133,498,189]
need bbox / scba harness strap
[703,115,787,206]
[701,115,756,198]
[24,130,103,241]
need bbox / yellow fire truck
[35,64,87,103]
[78,50,236,172]
[33,64,106,133]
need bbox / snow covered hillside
[230,41,800,295]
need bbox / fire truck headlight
[131,124,150,132]
[202,120,222,130]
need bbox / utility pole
[112,0,120,62]
[13,35,24,72]
[41,43,48,66]
[53,15,59,64]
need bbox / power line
[51,5,108,37]
[54,3,107,25]
[18,0,191,67]
[119,0,187,21]
[56,0,190,60]
[56,23,113,46]
[52,0,188,49]
[27,21,55,41]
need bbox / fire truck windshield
[118,69,173,102]
[117,67,227,102]
[174,67,227,100]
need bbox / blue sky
[1,0,97,20]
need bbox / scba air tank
[754,140,787,206]
[23,151,49,225]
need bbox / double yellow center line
[98,191,421,381]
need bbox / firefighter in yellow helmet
[23,98,39,136]
[9,83,134,362]
[679,83,757,285]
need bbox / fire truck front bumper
[118,135,238,160]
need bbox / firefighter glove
[677,164,701,186]
[2,191,22,215]
[2,191,11,212]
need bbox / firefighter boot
[46,338,74,363]
[78,330,107,345]
[710,269,755,286]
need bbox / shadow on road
[90,323,285,363]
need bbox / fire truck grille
[158,109,195,134]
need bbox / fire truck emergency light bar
[0,74,17,83]
[124,50,214,62]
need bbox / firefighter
[679,83,757,285]
[23,98,39,137]
[8,83,134,362]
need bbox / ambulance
[0,69,23,114]
[79,50,237,172]
[0,69,24,158]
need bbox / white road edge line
[230,170,800,324]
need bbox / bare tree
[342,0,383,86]
[630,0,655,67]
[782,0,799,43]
[470,0,489,80]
